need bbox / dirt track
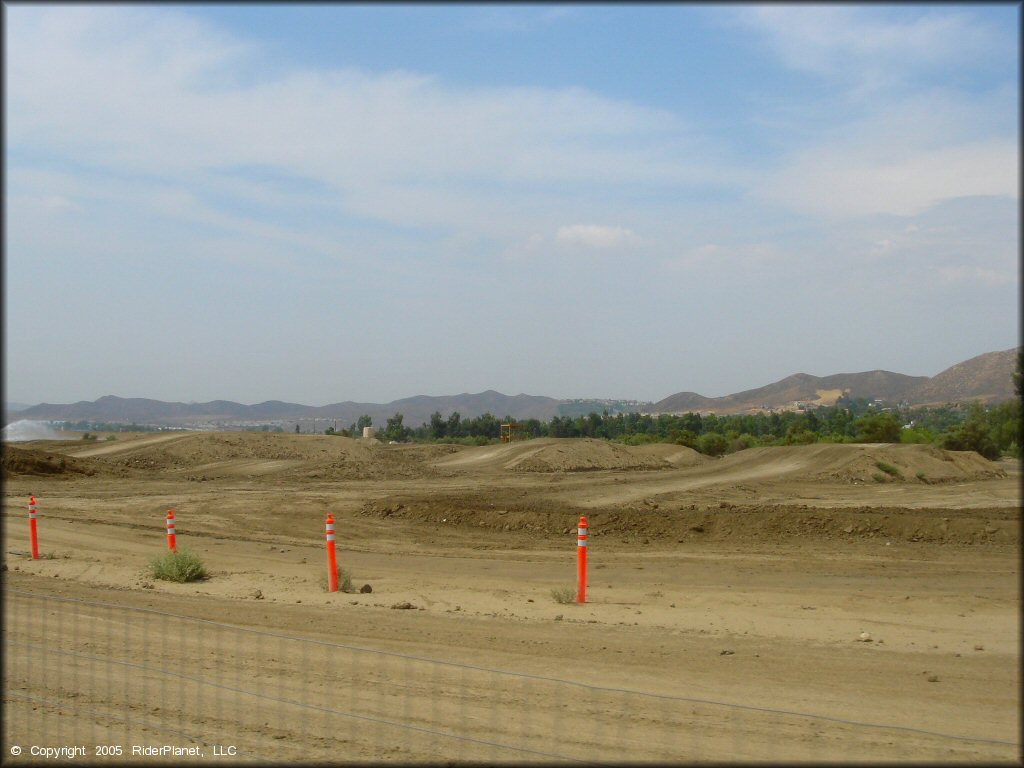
[2,433,1020,763]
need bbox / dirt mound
[360,491,1018,547]
[433,438,696,473]
[795,443,1005,484]
[629,443,708,468]
[705,443,1005,486]
[2,446,104,478]
[54,432,458,481]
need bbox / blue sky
[4,4,1019,407]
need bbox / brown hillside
[654,370,926,415]
[906,347,1019,405]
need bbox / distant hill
[654,370,929,415]
[14,391,562,428]
[653,347,1019,415]
[3,402,32,423]
[904,348,1019,406]
[10,348,1018,427]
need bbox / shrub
[321,566,354,593]
[729,433,757,452]
[854,412,902,443]
[871,473,887,483]
[551,586,576,604]
[875,461,902,478]
[149,549,207,583]
[697,432,728,456]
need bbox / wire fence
[2,587,1018,763]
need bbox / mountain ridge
[8,347,1018,427]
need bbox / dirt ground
[2,433,1020,763]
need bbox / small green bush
[875,461,902,478]
[915,470,927,481]
[551,586,576,604]
[321,566,354,593]
[149,549,207,583]
[871,473,887,483]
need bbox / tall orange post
[576,515,587,603]
[166,510,176,552]
[325,514,338,593]
[28,496,39,560]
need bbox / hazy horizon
[4,343,1017,410]
[5,5,1019,406]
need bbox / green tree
[940,403,1000,460]
[356,415,373,432]
[469,412,500,439]
[898,425,935,444]
[697,432,728,456]
[853,412,901,443]
[384,412,407,442]
[986,399,1021,456]
[785,423,818,445]
[730,433,757,452]
[429,411,446,440]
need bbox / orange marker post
[166,510,176,552]
[325,514,338,593]
[576,515,587,604]
[28,496,39,560]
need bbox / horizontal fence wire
[2,588,1017,763]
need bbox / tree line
[326,393,1021,461]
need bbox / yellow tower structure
[500,422,523,443]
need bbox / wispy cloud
[757,137,1018,218]
[468,6,579,33]
[731,6,1010,90]
[7,5,701,247]
[937,265,1016,287]
[555,224,637,249]
[730,8,1020,220]
[662,242,782,272]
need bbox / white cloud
[757,138,1018,218]
[732,6,1010,89]
[43,195,79,213]
[6,5,732,247]
[555,224,637,249]
[662,242,782,272]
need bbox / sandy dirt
[2,433,1020,763]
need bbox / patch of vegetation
[875,461,902,478]
[915,470,927,481]
[105,435,117,441]
[871,473,887,483]
[551,586,577,604]
[149,549,207,583]
[321,566,354,593]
